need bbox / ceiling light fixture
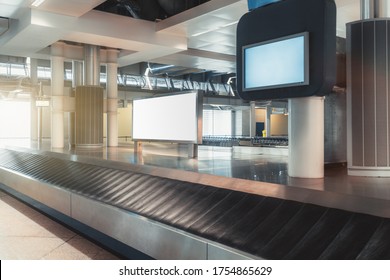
[31,0,45,7]
[191,21,239,37]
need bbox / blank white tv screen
[132,92,201,143]
[243,32,309,91]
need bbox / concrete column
[288,97,324,178]
[84,45,100,86]
[72,61,84,87]
[249,101,256,137]
[106,49,119,147]
[30,58,38,141]
[51,42,65,149]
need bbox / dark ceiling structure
[95,0,236,95]
[95,0,210,21]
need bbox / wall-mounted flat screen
[243,32,309,91]
[132,91,202,144]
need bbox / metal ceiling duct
[0,17,9,36]
[157,0,209,16]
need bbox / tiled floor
[0,190,120,260]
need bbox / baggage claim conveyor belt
[0,148,390,259]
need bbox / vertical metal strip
[387,20,389,166]
[374,20,377,167]
[362,22,365,166]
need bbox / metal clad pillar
[75,86,104,147]
[51,42,65,149]
[288,97,324,178]
[347,17,390,176]
[266,106,271,137]
[347,1,390,176]
[106,49,119,147]
[375,0,390,17]
[250,101,256,137]
[84,45,100,86]
[361,0,375,19]
[70,61,83,147]
[75,45,103,147]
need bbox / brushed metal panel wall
[376,21,388,167]
[348,19,390,174]
[75,86,104,147]
[350,22,364,167]
[324,92,347,163]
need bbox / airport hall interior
[1,0,390,260]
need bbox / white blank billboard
[132,92,202,143]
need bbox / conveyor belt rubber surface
[0,148,390,259]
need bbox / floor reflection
[3,139,390,202]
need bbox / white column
[30,58,38,141]
[288,97,324,178]
[266,106,272,137]
[51,42,65,149]
[249,101,256,137]
[106,49,119,147]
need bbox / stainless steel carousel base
[0,165,255,260]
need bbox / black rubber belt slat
[97,173,145,202]
[55,164,100,187]
[129,177,177,213]
[186,192,247,234]
[258,204,327,259]
[134,180,184,215]
[216,197,283,248]
[283,208,352,259]
[113,175,165,208]
[357,219,390,259]
[1,148,390,260]
[242,200,303,255]
[201,194,263,240]
[147,182,210,222]
[75,168,122,194]
[179,190,239,230]
[104,174,153,207]
[318,213,382,259]
[89,172,138,200]
[158,185,218,223]
[171,188,232,228]
[138,180,189,214]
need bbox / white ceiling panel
[0,0,30,18]
[33,0,106,17]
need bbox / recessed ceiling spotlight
[31,0,46,7]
